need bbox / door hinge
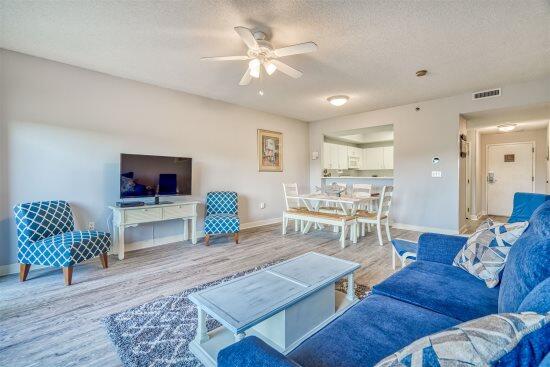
[532,176,535,182]
[532,147,535,153]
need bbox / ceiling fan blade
[239,68,253,85]
[234,26,259,49]
[270,60,303,78]
[274,42,318,57]
[201,55,250,61]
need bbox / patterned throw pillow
[475,217,495,231]
[375,312,549,367]
[453,220,529,288]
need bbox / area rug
[104,259,370,367]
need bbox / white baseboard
[0,217,283,277]
[240,217,282,230]
[392,223,459,235]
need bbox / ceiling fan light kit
[327,95,349,106]
[202,26,318,87]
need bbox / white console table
[109,201,200,260]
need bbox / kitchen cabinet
[323,143,350,170]
[383,146,394,169]
[362,146,394,170]
[337,145,349,169]
[363,147,384,169]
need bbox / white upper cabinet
[323,143,347,169]
[363,147,384,169]
[362,145,394,170]
[337,145,349,169]
[323,143,332,169]
[383,146,394,169]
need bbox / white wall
[479,128,548,212]
[0,49,310,267]
[309,78,550,233]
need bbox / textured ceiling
[2,0,549,121]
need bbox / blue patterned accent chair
[204,192,240,245]
[14,200,111,285]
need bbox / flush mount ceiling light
[327,95,349,106]
[498,124,516,132]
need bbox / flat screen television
[120,154,192,199]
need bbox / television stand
[146,201,173,206]
[109,201,199,260]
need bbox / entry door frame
[465,141,472,220]
[485,141,536,214]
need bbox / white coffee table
[188,252,361,366]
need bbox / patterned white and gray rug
[104,259,369,367]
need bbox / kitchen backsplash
[324,169,394,177]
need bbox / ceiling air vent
[472,88,501,100]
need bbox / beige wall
[0,49,310,267]
[479,128,548,214]
[309,78,550,233]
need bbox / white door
[487,142,534,216]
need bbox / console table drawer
[124,208,163,224]
[163,204,194,219]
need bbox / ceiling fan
[201,26,318,86]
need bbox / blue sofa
[218,193,550,367]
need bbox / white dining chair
[282,183,303,232]
[355,185,393,246]
[352,183,373,235]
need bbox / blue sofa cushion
[499,201,550,313]
[218,336,300,367]
[373,260,499,321]
[416,233,467,265]
[375,312,549,367]
[518,277,550,314]
[287,294,460,367]
[508,192,550,223]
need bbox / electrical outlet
[431,171,442,178]
[260,202,266,209]
[88,222,95,230]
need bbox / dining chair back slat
[378,185,393,219]
[283,183,301,210]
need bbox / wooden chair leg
[99,252,108,269]
[63,267,73,286]
[234,232,239,244]
[19,264,31,282]
[204,234,210,246]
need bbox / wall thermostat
[432,156,440,165]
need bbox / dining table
[286,192,380,216]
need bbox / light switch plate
[431,171,442,178]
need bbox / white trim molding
[0,217,283,277]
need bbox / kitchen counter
[322,176,393,179]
